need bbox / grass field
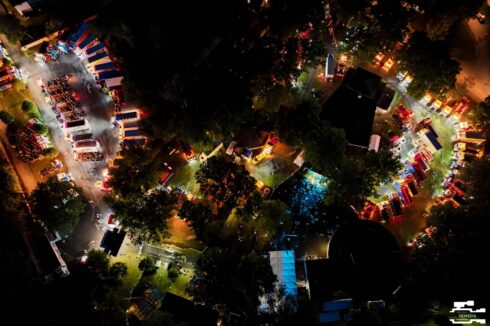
[110,250,193,309]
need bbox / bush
[0,111,14,124]
[21,100,36,113]
[2,58,13,67]
[138,257,157,276]
[42,147,58,158]
[0,15,26,43]
[168,266,180,282]
[32,123,48,135]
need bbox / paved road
[456,19,490,102]
[1,37,118,258]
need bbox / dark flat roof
[305,259,342,303]
[122,121,139,129]
[74,140,97,147]
[466,131,484,139]
[321,85,376,148]
[86,42,105,56]
[87,51,108,63]
[100,228,126,256]
[115,111,138,121]
[124,129,142,137]
[162,292,218,326]
[342,67,384,99]
[376,86,395,110]
[426,132,442,150]
[326,220,402,300]
[122,138,146,147]
[65,119,85,127]
[72,132,93,141]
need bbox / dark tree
[167,266,180,282]
[234,190,264,222]
[364,150,402,185]
[30,177,86,234]
[0,111,14,124]
[138,256,157,275]
[0,153,20,215]
[187,247,276,321]
[397,31,461,98]
[108,147,162,199]
[327,151,400,209]
[195,156,257,218]
[21,100,37,113]
[107,189,178,244]
[256,200,292,242]
[461,157,490,209]
[87,249,110,272]
[276,102,347,175]
[409,203,488,305]
[179,199,213,238]
[339,0,410,63]
[470,96,490,139]
[406,0,486,39]
[0,15,26,43]
[32,123,48,135]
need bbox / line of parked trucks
[42,75,103,162]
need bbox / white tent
[269,250,297,297]
[104,76,124,89]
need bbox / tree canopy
[195,156,257,218]
[408,158,490,308]
[30,177,86,234]
[397,31,461,98]
[187,247,276,321]
[409,203,487,305]
[138,256,157,275]
[107,189,179,244]
[0,15,26,43]
[461,156,490,209]
[470,96,490,139]
[108,147,162,199]
[179,199,214,239]
[276,101,347,174]
[339,0,410,63]
[0,153,20,215]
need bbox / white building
[269,250,298,298]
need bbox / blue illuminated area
[291,169,328,218]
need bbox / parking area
[367,89,462,245]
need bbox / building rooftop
[161,292,218,326]
[269,250,298,297]
[321,85,377,148]
[425,132,442,150]
[100,228,126,256]
[376,86,395,110]
[342,67,384,99]
[465,131,485,139]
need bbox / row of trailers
[39,18,124,91]
[113,104,146,149]
[42,75,103,162]
[64,19,124,90]
[363,147,434,223]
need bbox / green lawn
[110,252,142,305]
[0,87,31,125]
[109,250,193,310]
